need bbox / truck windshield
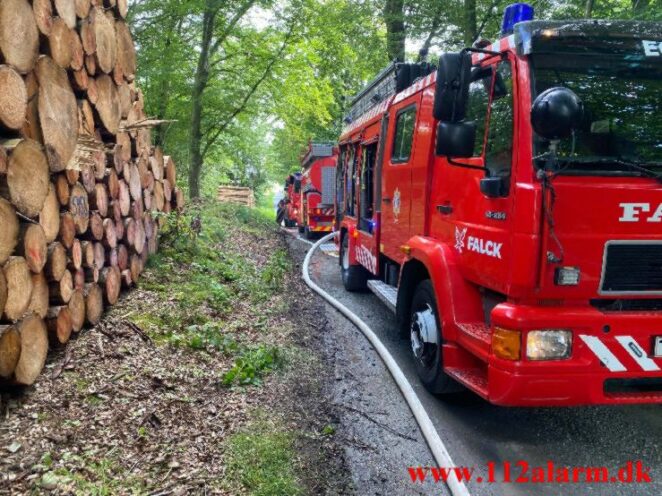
[531,52,662,177]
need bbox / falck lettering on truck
[454,226,503,259]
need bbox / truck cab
[298,142,338,239]
[337,10,662,406]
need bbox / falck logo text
[619,203,662,222]
[455,226,503,259]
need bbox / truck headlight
[526,330,572,360]
[554,267,580,286]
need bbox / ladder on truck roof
[301,142,335,170]
[344,61,436,124]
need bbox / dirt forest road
[287,229,662,496]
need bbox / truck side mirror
[433,52,472,122]
[435,121,476,157]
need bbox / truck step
[367,280,398,313]
[445,367,488,399]
[456,323,491,362]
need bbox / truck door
[433,56,518,292]
[381,94,422,263]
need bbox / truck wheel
[276,208,285,226]
[340,235,367,292]
[298,225,305,234]
[410,280,457,395]
[305,226,316,240]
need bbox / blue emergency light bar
[501,3,534,36]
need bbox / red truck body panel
[336,26,662,406]
[299,143,338,234]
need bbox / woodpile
[0,0,185,386]
[217,186,255,208]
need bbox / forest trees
[131,0,661,200]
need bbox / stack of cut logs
[0,0,184,386]
[218,186,255,208]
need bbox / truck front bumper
[488,303,662,406]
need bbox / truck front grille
[601,242,662,294]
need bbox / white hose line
[302,233,471,496]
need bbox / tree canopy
[129,0,661,199]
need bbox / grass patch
[222,344,281,387]
[225,418,302,496]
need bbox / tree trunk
[463,0,478,46]
[188,3,217,199]
[384,0,406,62]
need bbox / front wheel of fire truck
[340,234,367,292]
[410,280,457,395]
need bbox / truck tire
[276,208,285,226]
[409,279,459,395]
[304,226,316,240]
[298,225,305,234]
[340,234,367,292]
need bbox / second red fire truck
[335,5,662,406]
[297,142,338,239]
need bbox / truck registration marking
[643,40,662,57]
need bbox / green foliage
[226,420,303,496]
[222,345,281,386]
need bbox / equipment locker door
[380,94,422,264]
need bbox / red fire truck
[336,5,662,406]
[297,142,338,239]
[279,173,302,228]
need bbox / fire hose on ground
[302,232,471,496]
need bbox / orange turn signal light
[492,327,521,361]
[352,230,359,238]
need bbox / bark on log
[4,139,50,217]
[0,325,20,378]
[0,0,39,74]
[39,184,60,243]
[68,288,85,332]
[35,56,78,172]
[13,314,48,386]
[46,242,67,281]
[47,305,72,345]
[84,282,102,325]
[81,163,96,193]
[0,66,28,130]
[0,198,19,265]
[3,256,33,321]
[59,212,76,249]
[17,223,47,273]
[28,272,48,318]
[116,0,128,20]
[69,183,90,234]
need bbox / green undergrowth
[225,415,303,496]
[130,200,290,384]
